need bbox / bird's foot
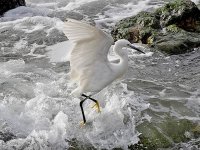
[80,121,86,127]
[91,101,101,113]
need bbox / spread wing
[63,19,114,82]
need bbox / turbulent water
[0,0,200,149]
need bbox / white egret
[63,19,145,124]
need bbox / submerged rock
[134,118,198,150]
[111,0,200,55]
[0,0,26,16]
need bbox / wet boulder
[111,0,200,55]
[0,0,26,16]
[111,11,161,44]
[0,131,16,142]
[155,0,200,31]
[132,118,198,150]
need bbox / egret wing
[63,19,114,82]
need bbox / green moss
[139,28,151,44]
[113,12,159,28]
[156,0,193,14]
[166,24,182,33]
[136,122,172,150]
[135,118,199,149]
[155,0,199,27]
[159,118,196,143]
[111,11,160,43]
[135,12,160,29]
[140,28,159,44]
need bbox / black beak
[128,44,145,54]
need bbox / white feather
[63,19,115,96]
[63,19,144,97]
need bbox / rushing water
[0,0,200,149]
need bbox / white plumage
[63,19,144,97]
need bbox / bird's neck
[112,45,128,76]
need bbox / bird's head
[115,39,145,54]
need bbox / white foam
[60,0,98,11]
[1,6,52,22]
[191,0,200,4]
[1,111,69,149]
[95,0,161,29]
[0,70,149,149]
[0,16,62,33]
[14,39,28,49]
[0,59,25,76]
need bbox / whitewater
[0,0,200,149]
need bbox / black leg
[82,94,97,103]
[81,94,101,113]
[80,94,101,124]
[80,98,87,124]
[82,94,90,99]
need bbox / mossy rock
[192,125,200,138]
[165,24,182,33]
[155,0,200,31]
[136,121,172,150]
[134,118,198,150]
[111,0,200,55]
[111,11,160,44]
[158,118,196,143]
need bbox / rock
[155,0,200,31]
[111,0,200,55]
[134,118,198,150]
[111,11,161,44]
[135,121,172,149]
[154,28,200,54]
[0,131,16,142]
[192,125,200,138]
[0,0,26,16]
